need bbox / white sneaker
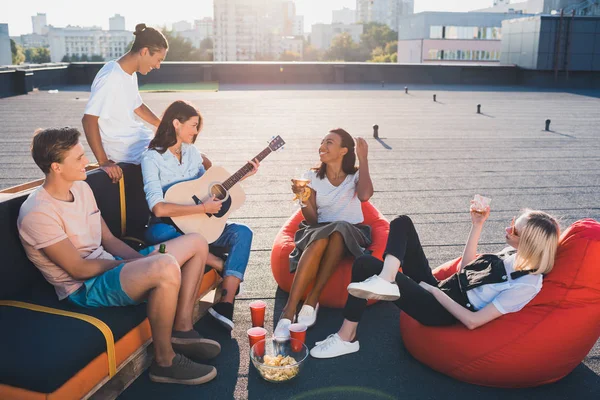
[274,318,292,341]
[310,334,359,359]
[297,303,319,327]
[347,275,400,301]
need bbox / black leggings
[344,215,457,326]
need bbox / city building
[11,33,49,49]
[333,7,357,24]
[109,14,126,31]
[501,15,600,70]
[281,36,304,55]
[177,18,214,49]
[474,0,600,15]
[293,15,305,36]
[0,24,12,66]
[32,13,48,35]
[214,0,305,61]
[47,26,133,62]
[356,0,414,30]
[396,12,527,63]
[172,20,193,32]
[311,23,364,50]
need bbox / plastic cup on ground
[288,323,307,352]
[249,300,267,327]
[248,327,267,356]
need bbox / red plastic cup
[248,327,267,357]
[288,323,307,352]
[249,300,267,327]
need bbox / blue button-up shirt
[141,143,206,212]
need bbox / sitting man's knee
[154,254,181,285]
[330,231,344,241]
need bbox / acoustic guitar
[164,136,285,243]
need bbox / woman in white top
[275,128,374,339]
[310,205,560,359]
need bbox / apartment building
[47,26,133,62]
[214,0,304,61]
[356,0,414,30]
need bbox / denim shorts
[67,246,155,308]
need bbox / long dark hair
[148,101,202,154]
[313,128,358,179]
[131,23,168,54]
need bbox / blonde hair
[515,210,560,275]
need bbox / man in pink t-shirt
[17,127,219,385]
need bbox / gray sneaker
[172,330,221,360]
[149,354,217,385]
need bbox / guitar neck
[222,147,272,190]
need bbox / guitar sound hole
[210,184,228,201]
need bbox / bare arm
[300,188,318,225]
[100,217,144,260]
[422,282,503,330]
[81,114,122,183]
[82,114,109,165]
[459,205,490,271]
[201,153,212,170]
[134,103,161,127]
[355,137,373,202]
[152,197,223,218]
[42,239,123,281]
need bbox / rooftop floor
[1,84,599,399]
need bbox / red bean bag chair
[399,218,600,388]
[271,202,389,308]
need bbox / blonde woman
[310,204,560,359]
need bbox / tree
[80,54,89,62]
[25,47,50,64]
[10,39,25,65]
[325,33,362,62]
[360,22,397,57]
[369,41,398,63]
[279,51,301,61]
[199,38,213,52]
[303,44,322,61]
[61,55,71,62]
[91,55,104,61]
[161,29,201,61]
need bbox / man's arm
[100,217,145,260]
[81,114,122,183]
[134,103,160,127]
[42,239,123,281]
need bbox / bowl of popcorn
[250,338,308,383]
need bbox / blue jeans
[145,222,252,281]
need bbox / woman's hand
[202,195,223,214]
[469,202,490,226]
[242,158,260,180]
[355,137,368,162]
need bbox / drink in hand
[292,175,311,208]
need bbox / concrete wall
[2,62,600,99]
[502,15,600,71]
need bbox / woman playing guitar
[141,100,259,332]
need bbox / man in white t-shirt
[82,24,168,183]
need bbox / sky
[3,0,496,36]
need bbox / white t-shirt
[84,60,153,164]
[466,250,543,314]
[307,170,363,224]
